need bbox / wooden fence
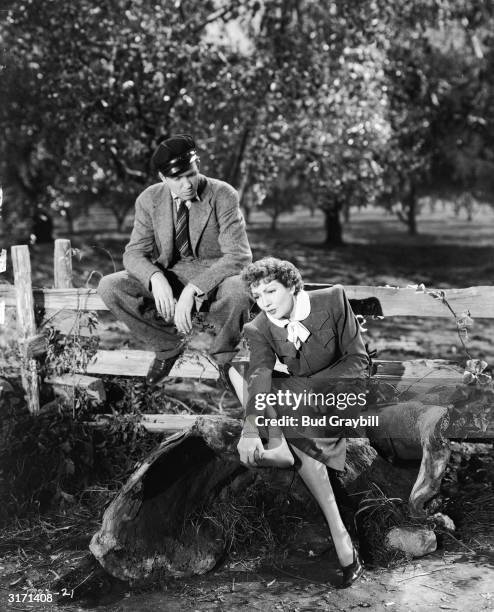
[2,239,494,418]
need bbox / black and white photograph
[1,1,493,610]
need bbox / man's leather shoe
[146,354,180,388]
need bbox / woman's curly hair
[241,257,304,294]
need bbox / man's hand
[174,284,196,334]
[237,429,265,466]
[150,272,175,321]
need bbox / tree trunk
[343,205,351,223]
[323,206,344,246]
[32,210,54,243]
[270,211,279,231]
[405,190,417,236]
[116,215,126,232]
[64,208,74,235]
[111,207,127,232]
[226,128,250,188]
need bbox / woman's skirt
[262,373,365,471]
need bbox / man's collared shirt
[172,193,200,211]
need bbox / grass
[187,472,306,557]
[354,484,428,567]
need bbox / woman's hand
[237,431,265,466]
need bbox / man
[98,134,252,388]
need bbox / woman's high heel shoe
[340,547,363,588]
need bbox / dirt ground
[1,204,493,611]
[1,547,494,611]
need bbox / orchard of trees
[1,0,493,245]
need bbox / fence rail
[2,282,494,318]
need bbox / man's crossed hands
[150,272,196,334]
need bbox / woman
[227,257,369,588]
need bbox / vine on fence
[175,312,219,375]
[40,309,100,418]
[407,283,492,386]
[360,283,493,425]
[43,311,99,377]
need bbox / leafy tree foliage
[1,0,493,244]
[0,0,260,238]
[380,0,494,233]
[244,0,494,241]
[233,1,391,244]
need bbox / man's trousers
[98,261,251,364]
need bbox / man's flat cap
[151,134,199,177]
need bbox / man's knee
[217,275,250,307]
[98,271,128,304]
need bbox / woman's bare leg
[229,367,294,467]
[291,445,354,567]
[259,404,294,467]
[228,366,250,411]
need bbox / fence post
[11,244,40,414]
[54,238,73,288]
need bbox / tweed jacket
[243,285,369,418]
[122,175,252,294]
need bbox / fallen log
[89,416,418,583]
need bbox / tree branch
[190,0,243,35]
[108,146,147,182]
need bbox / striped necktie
[176,200,192,257]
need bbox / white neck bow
[266,290,311,349]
